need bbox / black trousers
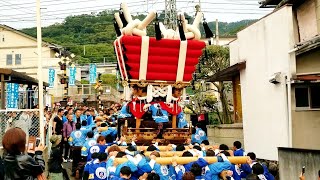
[71,146,82,175]
[63,137,72,159]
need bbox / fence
[17,90,39,109]
[0,109,42,148]
[77,84,112,95]
[1,90,39,109]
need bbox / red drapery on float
[114,35,205,83]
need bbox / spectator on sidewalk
[48,134,65,180]
[2,127,45,180]
[63,114,75,162]
[53,109,64,155]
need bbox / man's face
[75,110,82,117]
[232,146,237,151]
[59,111,64,116]
[173,88,182,98]
[67,115,73,121]
[99,139,106,145]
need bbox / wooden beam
[114,156,247,165]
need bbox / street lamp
[56,49,75,101]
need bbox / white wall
[230,6,296,160]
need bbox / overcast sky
[0,0,273,29]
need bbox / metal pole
[36,0,45,145]
[64,58,67,100]
[1,75,5,109]
[216,19,219,45]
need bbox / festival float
[113,2,211,145]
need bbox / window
[6,54,12,65]
[310,86,320,108]
[295,87,309,107]
[15,54,21,65]
[295,85,320,109]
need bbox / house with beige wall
[0,24,81,103]
[210,0,320,160]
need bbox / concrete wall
[229,6,296,160]
[296,0,318,41]
[278,147,320,180]
[296,49,320,74]
[207,124,244,147]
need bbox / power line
[177,0,259,5]
[0,1,267,21]
[0,0,143,9]
[0,3,145,21]
[0,8,271,22]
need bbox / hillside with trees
[21,10,255,65]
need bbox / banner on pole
[89,64,97,84]
[48,68,55,88]
[69,67,76,86]
[6,83,19,110]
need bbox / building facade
[213,0,320,160]
[0,24,81,103]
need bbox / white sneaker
[63,158,67,163]
[68,158,73,163]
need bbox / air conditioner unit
[269,72,281,84]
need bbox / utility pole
[164,0,177,29]
[147,0,149,12]
[36,0,44,145]
[216,19,219,45]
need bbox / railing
[18,90,39,109]
[0,109,43,147]
[0,90,39,109]
[77,84,112,95]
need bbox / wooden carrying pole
[114,156,248,165]
[135,150,234,157]
[110,146,213,151]
[143,151,184,157]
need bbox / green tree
[81,79,89,84]
[100,74,118,88]
[193,45,232,124]
[185,84,218,115]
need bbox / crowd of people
[0,102,281,180]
